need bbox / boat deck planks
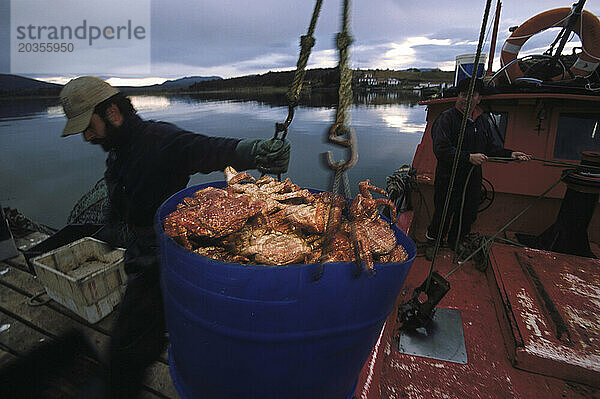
[0,252,180,399]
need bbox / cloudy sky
[31,0,600,86]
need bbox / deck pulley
[397,271,450,330]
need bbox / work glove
[234,138,291,175]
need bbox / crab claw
[374,198,397,223]
[225,166,255,185]
[358,179,387,198]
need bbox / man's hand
[469,153,487,165]
[255,138,291,175]
[233,138,291,174]
[511,151,532,162]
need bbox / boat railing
[487,54,567,86]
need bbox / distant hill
[118,76,223,91]
[0,74,224,96]
[156,76,222,89]
[0,74,62,91]
[0,74,62,97]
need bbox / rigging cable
[445,173,565,278]
[442,155,600,277]
[314,0,361,280]
[425,0,495,292]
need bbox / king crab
[224,166,314,214]
[221,213,322,265]
[278,191,347,234]
[347,179,399,273]
[163,186,266,250]
[164,168,408,269]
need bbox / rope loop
[27,290,51,306]
[336,31,354,50]
[300,35,316,51]
[274,104,295,139]
[274,0,323,147]
[323,122,358,172]
[285,93,300,108]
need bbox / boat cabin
[412,91,600,248]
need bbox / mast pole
[487,0,502,76]
[552,0,586,63]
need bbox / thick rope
[287,0,323,105]
[425,0,494,292]
[317,0,362,279]
[454,165,476,253]
[335,0,354,128]
[336,0,364,274]
[324,0,357,182]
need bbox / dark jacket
[431,106,512,173]
[431,106,514,212]
[104,114,241,229]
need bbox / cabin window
[487,112,508,145]
[554,113,600,160]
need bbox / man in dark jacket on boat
[59,76,291,398]
[426,78,530,251]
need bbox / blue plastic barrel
[156,182,416,399]
[454,53,487,85]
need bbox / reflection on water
[129,96,171,112]
[373,107,425,133]
[182,89,421,109]
[0,94,426,228]
[0,95,174,121]
[0,97,62,122]
[46,104,66,119]
[355,91,421,107]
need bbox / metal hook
[323,123,358,172]
[274,104,295,140]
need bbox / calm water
[0,93,426,228]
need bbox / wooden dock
[0,232,180,399]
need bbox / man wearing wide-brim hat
[60,76,291,398]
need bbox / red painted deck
[355,213,600,399]
[488,244,600,387]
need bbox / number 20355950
[18,42,74,52]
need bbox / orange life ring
[500,7,600,83]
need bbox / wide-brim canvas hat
[60,76,119,137]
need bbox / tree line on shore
[1,68,454,97]
[189,68,453,92]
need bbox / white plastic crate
[31,237,126,324]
